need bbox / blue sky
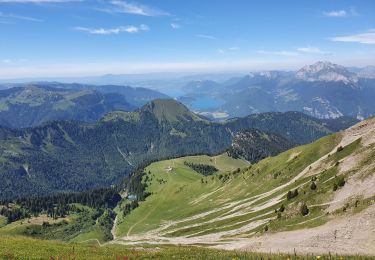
[0,0,375,78]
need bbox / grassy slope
[2,235,357,260]
[116,133,349,240]
[116,154,249,236]
[0,205,111,244]
[1,124,374,257]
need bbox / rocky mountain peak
[295,61,358,84]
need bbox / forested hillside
[227,129,295,163]
[0,99,355,200]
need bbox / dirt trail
[215,203,375,256]
[112,119,375,255]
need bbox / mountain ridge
[180,61,375,120]
[0,99,355,200]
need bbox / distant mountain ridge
[295,61,358,85]
[0,85,134,128]
[0,99,355,200]
[179,61,375,120]
[0,83,168,128]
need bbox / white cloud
[0,12,43,22]
[323,8,358,17]
[75,24,149,35]
[108,1,169,16]
[331,29,375,44]
[297,46,330,55]
[217,47,240,54]
[256,50,298,56]
[170,23,180,29]
[323,10,347,17]
[195,34,217,40]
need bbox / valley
[1,116,374,257]
[1,0,375,257]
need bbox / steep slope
[0,99,354,200]
[0,85,134,128]
[112,117,375,255]
[140,99,206,122]
[227,129,295,163]
[295,61,358,85]
[226,111,358,144]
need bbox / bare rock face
[295,61,358,85]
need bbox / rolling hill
[0,99,354,200]
[0,85,135,128]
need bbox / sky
[0,0,375,78]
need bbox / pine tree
[300,203,309,216]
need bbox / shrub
[333,176,345,191]
[310,181,317,190]
[279,204,285,212]
[286,191,293,200]
[300,203,309,216]
[286,189,299,200]
[337,176,346,187]
[337,146,344,152]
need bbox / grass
[0,235,368,259]
[2,125,373,256]
[115,133,348,240]
[116,153,249,237]
[0,206,113,244]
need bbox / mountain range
[178,61,375,120]
[0,99,356,200]
[0,83,167,128]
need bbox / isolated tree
[279,204,285,212]
[287,191,293,200]
[300,203,309,216]
[310,181,317,190]
[337,176,346,187]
